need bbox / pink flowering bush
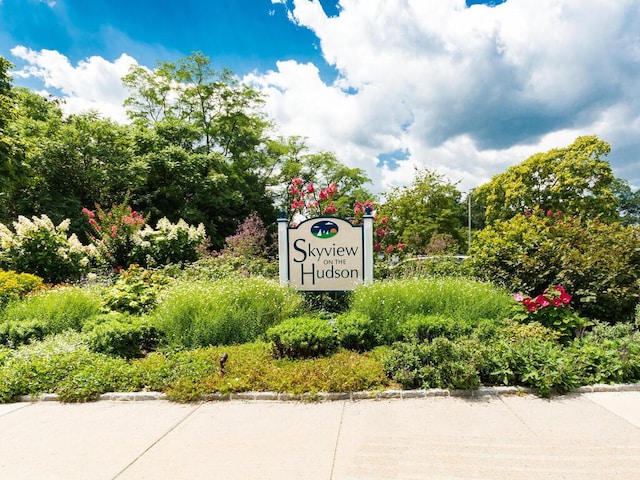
[287,178,406,274]
[83,201,146,270]
[512,285,587,339]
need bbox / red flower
[292,177,304,187]
[306,183,315,194]
[534,295,551,308]
[289,185,300,196]
[380,217,388,224]
[318,189,328,200]
[374,242,382,252]
[559,291,572,305]
[397,242,406,249]
[386,245,394,253]
[526,303,538,312]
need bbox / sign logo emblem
[311,220,338,239]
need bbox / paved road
[1,391,639,479]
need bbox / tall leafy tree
[122,52,277,247]
[474,136,618,224]
[379,168,465,254]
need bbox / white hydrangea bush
[132,217,206,267]
[0,215,95,283]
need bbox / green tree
[123,52,278,247]
[475,136,618,225]
[611,177,640,226]
[275,136,373,218]
[379,168,465,254]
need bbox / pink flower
[82,207,95,218]
[318,189,328,200]
[397,242,406,250]
[289,185,300,196]
[306,183,315,194]
[324,202,337,215]
[292,177,304,187]
[513,293,524,302]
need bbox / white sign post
[278,213,374,291]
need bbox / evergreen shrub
[266,317,337,359]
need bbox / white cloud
[10,46,136,122]
[251,0,640,192]
[10,0,640,193]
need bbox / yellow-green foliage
[0,270,42,306]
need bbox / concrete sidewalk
[1,392,639,480]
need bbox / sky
[1,0,639,194]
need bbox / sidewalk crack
[111,403,202,479]
[329,401,347,480]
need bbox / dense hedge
[469,209,640,322]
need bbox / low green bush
[153,278,304,348]
[100,265,173,315]
[333,312,376,352]
[382,337,482,390]
[266,317,337,359]
[0,332,141,403]
[84,314,162,359]
[0,319,48,348]
[400,314,473,342]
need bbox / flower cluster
[83,202,147,269]
[83,201,206,270]
[288,178,406,259]
[514,285,572,313]
[288,177,339,218]
[0,214,93,283]
[512,285,585,338]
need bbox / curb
[16,383,640,404]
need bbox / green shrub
[390,256,471,279]
[400,314,473,342]
[333,312,376,352]
[0,287,100,346]
[350,277,512,344]
[85,314,162,358]
[153,278,304,348]
[0,215,92,283]
[382,337,482,390]
[179,255,278,281]
[469,210,640,322]
[266,316,337,359]
[101,265,173,314]
[0,270,43,307]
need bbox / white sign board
[284,217,367,291]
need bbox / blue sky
[1,0,639,193]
